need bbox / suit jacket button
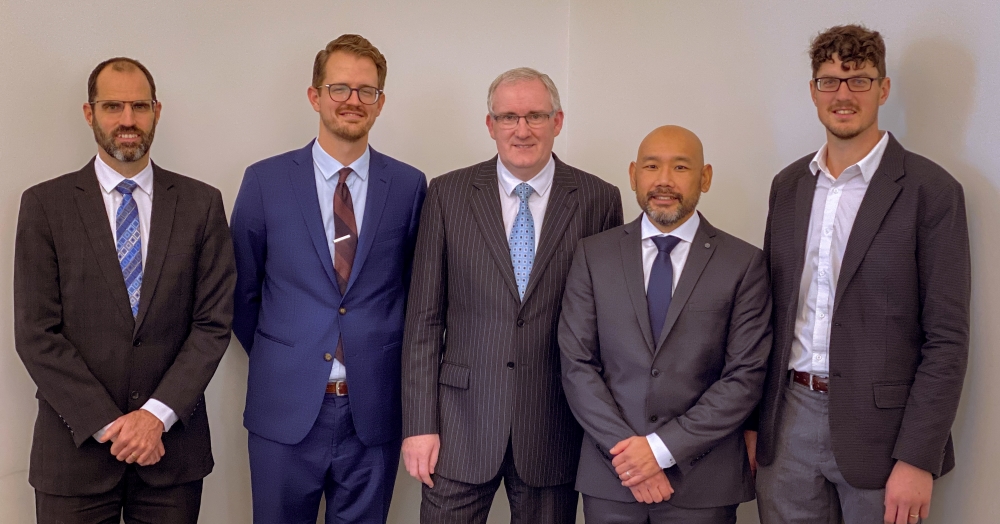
[324,353,333,362]
[507,362,515,369]
[516,319,524,327]
[651,369,660,377]
[339,307,347,315]
[133,339,141,347]
[131,391,139,400]
[649,415,658,422]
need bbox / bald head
[629,125,712,233]
[636,125,705,167]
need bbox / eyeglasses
[813,77,884,92]
[491,111,555,129]
[89,100,157,114]
[318,84,383,105]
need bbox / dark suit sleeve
[892,179,970,476]
[559,239,636,452]
[401,179,448,438]
[744,176,779,432]
[230,165,267,352]
[655,248,772,473]
[14,189,123,445]
[150,188,236,425]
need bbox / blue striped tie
[509,182,535,300]
[115,180,143,317]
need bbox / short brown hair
[810,25,886,77]
[312,34,387,90]
[88,57,156,103]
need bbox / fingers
[884,500,897,524]
[98,419,125,444]
[401,435,439,488]
[629,487,644,503]
[610,438,631,456]
[136,441,165,466]
[429,442,440,476]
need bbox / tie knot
[514,182,534,202]
[115,179,138,195]
[652,235,681,254]
[337,167,353,185]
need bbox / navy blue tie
[647,235,681,343]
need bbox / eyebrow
[640,154,693,163]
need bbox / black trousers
[35,466,202,524]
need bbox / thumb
[610,438,631,455]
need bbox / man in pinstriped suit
[401,67,623,523]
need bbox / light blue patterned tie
[115,180,143,317]
[509,182,535,300]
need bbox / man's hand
[744,430,758,477]
[402,434,440,488]
[884,460,932,524]
[611,436,661,487]
[628,470,674,504]
[98,409,165,466]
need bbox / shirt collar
[312,139,371,182]
[641,210,701,243]
[809,131,890,184]
[497,155,555,198]
[94,154,154,196]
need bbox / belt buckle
[328,380,348,396]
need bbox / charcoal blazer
[752,134,971,489]
[402,155,623,487]
[14,159,235,496]
[559,214,772,507]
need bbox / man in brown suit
[14,57,235,523]
[747,25,970,524]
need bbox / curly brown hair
[810,25,886,77]
[312,34,387,90]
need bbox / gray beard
[644,192,699,228]
[93,124,155,163]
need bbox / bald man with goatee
[558,126,772,523]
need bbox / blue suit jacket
[231,141,426,446]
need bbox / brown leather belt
[326,380,348,396]
[791,370,829,393]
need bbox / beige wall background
[1,1,996,522]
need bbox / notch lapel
[833,137,904,315]
[470,159,521,302]
[620,217,655,353]
[73,160,134,325]
[654,215,718,355]
[289,142,340,295]
[787,167,819,330]
[346,148,391,294]
[521,160,578,305]
[133,165,177,333]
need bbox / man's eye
[103,102,123,112]
[132,102,152,112]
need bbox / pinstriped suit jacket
[402,155,623,487]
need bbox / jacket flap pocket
[439,361,470,389]
[873,383,911,408]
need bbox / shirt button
[833,188,841,194]
[818,312,826,319]
[339,307,346,315]
[824,227,832,235]
[818,269,826,276]
[324,353,333,362]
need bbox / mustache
[646,188,683,202]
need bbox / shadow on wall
[895,38,997,523]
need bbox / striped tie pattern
[333,167,357,364]
[509,182,535,300]
[115,179,143,317]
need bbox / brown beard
[92,122,155,162]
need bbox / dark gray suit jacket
[14,159,235,496]
[752,134,971,489]
[559,213,772,507]
[402,155,623,487]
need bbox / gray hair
[486,67,562,114]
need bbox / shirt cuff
[142,399,179,432]
[646,433,677,469]
[93,421,114,442]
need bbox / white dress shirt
[313,139,370,382]
[497,155,555,251]
[639,211,701,469]
[789,131,890,375]
[92,155,177,439]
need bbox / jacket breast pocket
[439,361,470,390]
[873,383,911,409]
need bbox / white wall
[1,1,996,522]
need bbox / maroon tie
[333,167,357,363]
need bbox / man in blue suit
[231,34,427,524]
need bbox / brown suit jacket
[402,155,623,487]
[752,134,970,489]
[14,159,235,496]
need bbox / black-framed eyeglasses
[813,76,884,92]
[89,100,157,114]
[491,111,555,129]
[318,84,383,105]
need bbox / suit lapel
[289,141,340,295]
[73,160,134,325]
[787,166,819,330]
[620,217,655,353]
[833,136,904,314]
[133,164,177,332]
[521,158,578,305]
[470,158,521,302]
[655,215,718,354]
[346,147,391,294]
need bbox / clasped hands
[611,436,673,504]
[96,409,165,467]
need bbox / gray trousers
[583,494,737,524]
[756,381,892,524]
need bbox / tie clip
[333,234,351,243]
